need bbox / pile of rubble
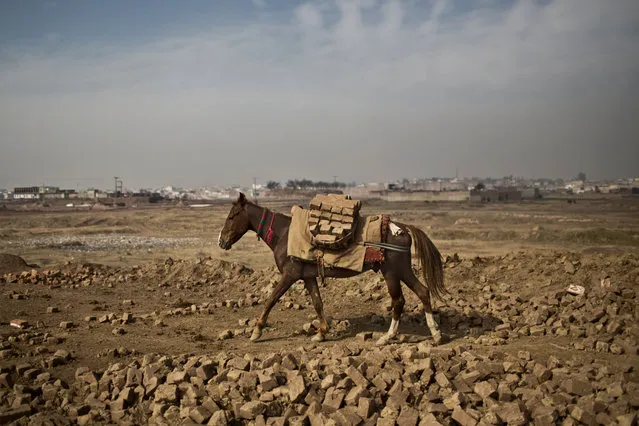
[1,342,637,425]
[1,257,258,289]
[1,251,637,424]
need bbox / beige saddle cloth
[287,207,384,272]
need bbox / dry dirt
[0,197,638,425]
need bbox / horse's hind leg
[376,270,404,346]
[250,274,296,342]
[303,278,329,342]
[402,269,442,345]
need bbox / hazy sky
[1,0,638,190]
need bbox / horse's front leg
[303,277,329,342]
[250,274,296,342]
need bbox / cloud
[252,0,267,9]
[2,0,637,100]
[1,0,638,187]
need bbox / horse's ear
[237,192,247,205]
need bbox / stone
[494,402,528,426]
[562,378,593,396]
[474,381,497,399]
[452,406,478,426]
[324,387,346,412]
[570,406,596,426]
[197,364,216,381]
[218,330,233,340]
[532,364,552,382]
[208,410,228,426]
[617,413,637,426]
[532,406,558,426]
[357,332,373,341]
[332,407,363,426]
[239,401,266,419]
[288,374,307,403]
[0,405,32,423]
[347,366,369,388]
[345,385,368,406]
[434,372,451,388]
[396,406,419,426]
[154,384,178,403]
[190,406,212,424]
[59,321,74,329]
[418,413,444,426]
[358,397,376,419]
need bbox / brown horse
[218,193,446,346]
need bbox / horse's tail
[405,225,447,302]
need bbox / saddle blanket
[287,207,385,272]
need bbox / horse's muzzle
[218,240,231,250]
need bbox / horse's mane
[246,200,292,220]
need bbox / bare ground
[0,196,638,424]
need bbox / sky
[1,0,638,190]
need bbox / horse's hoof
[250,329,262,342]
[432,332,442,346]
[376,336,390,346]
[311,333,325,342]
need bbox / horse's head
[218,192,251,250]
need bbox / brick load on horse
[218,192,446,346]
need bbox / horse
[218,192,446,346]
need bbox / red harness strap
[265,213,276,246]
[256,208,276,247]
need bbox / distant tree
[474,182,485,191]
[266,181,281,190]
[285,180,297,189]
[577,172,586,182]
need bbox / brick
[208,410,228,426]
[452,406,477,426]
[288,374,307,403]
[239,401,266,419]
[617,413,637,426]
[531,406,558,426]
[196,364,216,381]
[443,392,465,410]
[323,387,345,412]
[347,366,369,388]
[396,406,419,426]
[345,385,368,406]
[188,406,211,424]
[331,407,362,426]
[358,398,376,419]
[418,413,443,426]
[561,378,593,396]
[434,372,451,388]
[493,402,528,426]
[570,406,596,426]
[154,384,178,403]
[474,381,497,399]
[0,405,32,424]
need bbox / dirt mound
[0,253,32,274]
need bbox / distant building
[13,186,40,199]
[470,187,522,203]
[521,188,541,200]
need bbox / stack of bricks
[308,194,362,249]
